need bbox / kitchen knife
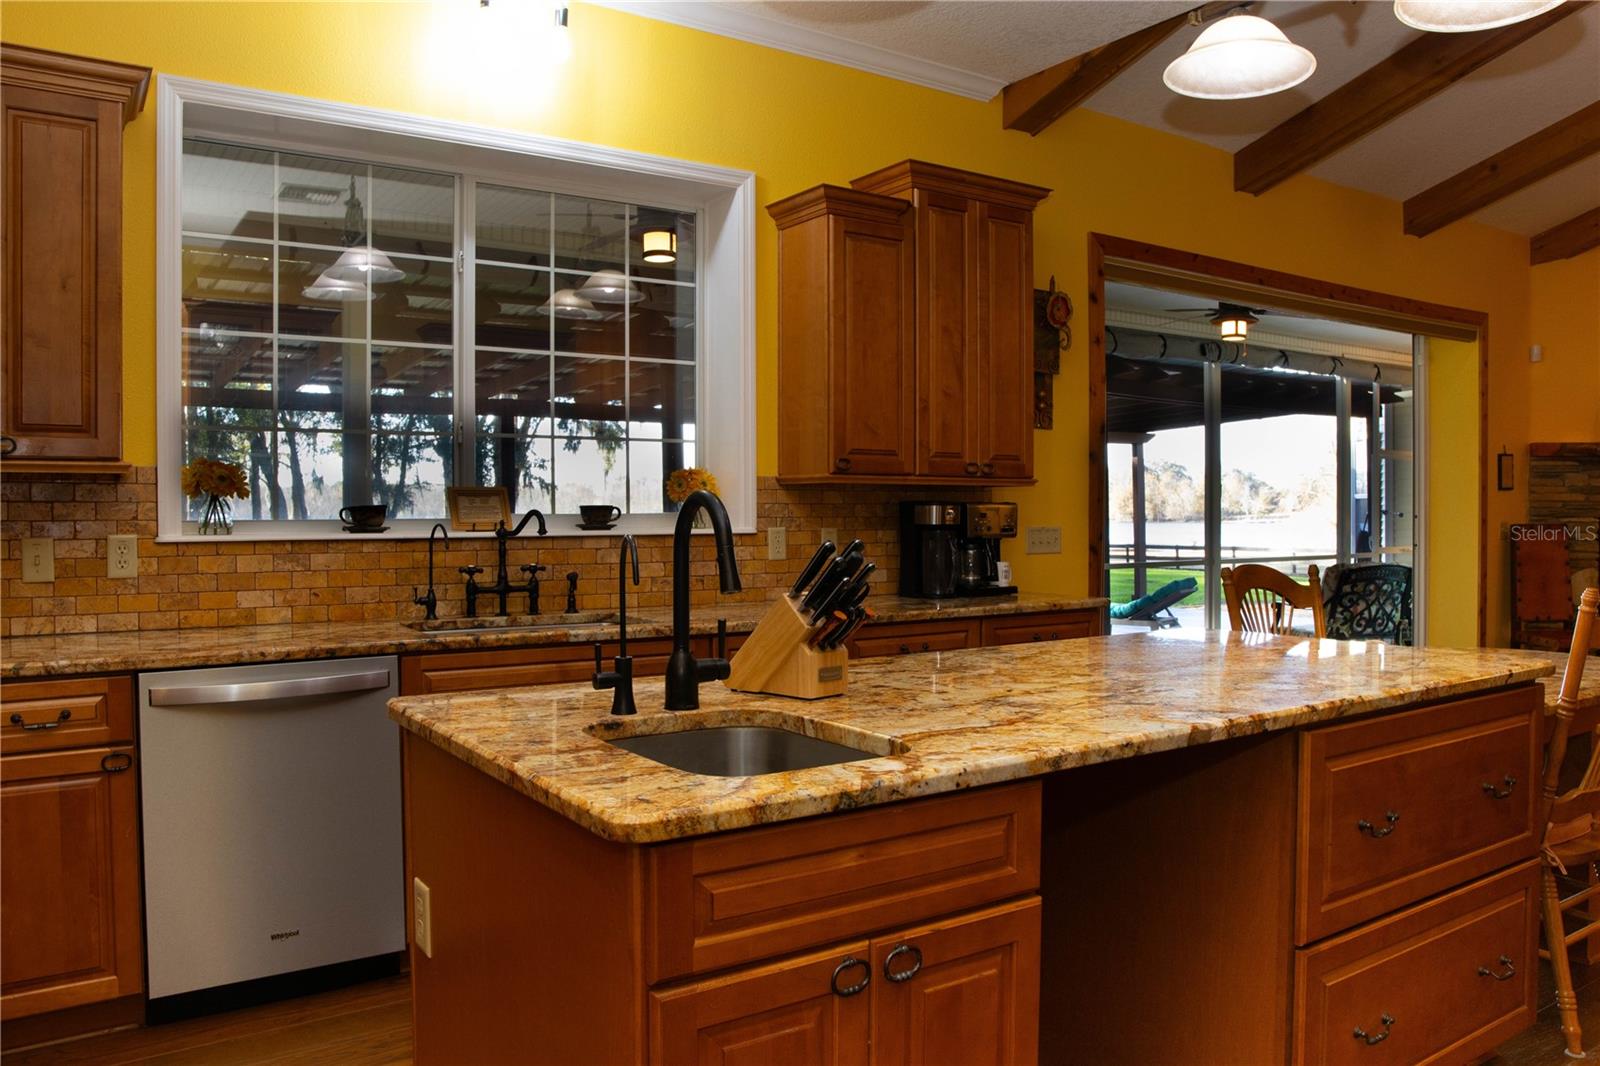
[801,544,864,613]
[808,609,848,648]
[789,540,835,599]
[808,554,866,623]
[824,606,867,650]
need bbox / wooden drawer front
[0,676,133,754]
[645,782,1040,984]
[1293,860,1538,1066]
[980,611,1097,647]
[399,639,676,694]
[1297,687,1540,944]
[848,620,978,660]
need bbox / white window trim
[156,75,756,541]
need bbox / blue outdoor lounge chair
[1110,576,1198,629]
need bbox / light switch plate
[412,877,433,958]
[768,526,787,561]
[1025,526,1062,555]
[820,527,839,549]
[107,535,139,579]
[21,538,53,583]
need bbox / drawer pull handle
[1478,955,1516,981]
[884,944,923,983]
[920,642,930,651]
[1482,775,1517,800]
[1352,1014,1394,1046]
[101,752,133,773]
[899,644,910,655]
[831,956,870,997]
[9,709,70,731]
[1356,811,1399,838]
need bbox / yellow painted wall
[3,0,1556,644]
[1423,336,1481,649]
[1528,249,1600,442]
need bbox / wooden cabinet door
[2,83,123,462]
[869,897,1041,1066]
[650,940,871,1065]
[974,203,1035,481]
[827,212,916,476]
[1,746,143,1019]
[914,191,978,478]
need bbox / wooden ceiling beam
[1234,1,1589,195]
[1403,103,1600,236]
[1530,206,1600,264]
[1002,2,1238,136]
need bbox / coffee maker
[899,502,1019,599]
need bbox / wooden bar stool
[1220,563,1325,637]
[1540,586,1600,1058]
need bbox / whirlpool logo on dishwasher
[269,929,301,942]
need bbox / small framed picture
[1497,450,1515,492]
[447,486,511,531]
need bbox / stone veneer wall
[0,472,990,637]
[1528,445,1600,581]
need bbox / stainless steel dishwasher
[138,656,405,1001]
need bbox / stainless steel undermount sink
[405,610,619,634]
[590,713,906,777]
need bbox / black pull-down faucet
[593,535,640,715]
[664,489,742,711]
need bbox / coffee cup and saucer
[340,504,389,534]
[577,505,621,531]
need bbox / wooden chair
[1220,563,1325,637]
[1540,586,1600,1059]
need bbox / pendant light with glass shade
[540,287,606,320]
[1393,0,1564,31]
[1163,12,1317,100]
[577,268,643,304]
[324,176,404,285]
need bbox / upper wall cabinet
[1,45,149,474]
[769,161,1049,486]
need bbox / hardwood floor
[0,960,1591,1065]
[0,976,410,1066]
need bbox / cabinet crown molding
[851,159,1052,209]
[766,183,911,229]
[0,43,150,122]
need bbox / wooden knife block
[724,597,848,700]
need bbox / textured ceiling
[614,0,1600,237]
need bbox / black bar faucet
[412,522,449,620]
[593,535,640,716]
[664,489,742,711]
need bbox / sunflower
[665,467,719,504]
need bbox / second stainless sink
[606,725,884,777]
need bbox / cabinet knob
[964,462,980,476]
[920,641,930,651]
[1352,1013,1394,1046]
[980,463,995,476]
[898,644,910,655]
[830,956,870,997]
[835,457,853,472]
[0,435,15,456]
[883,944,923,983]
[1477,955,1515,981]
[1051,631,1060,640]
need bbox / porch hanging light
[1163,13,1317,100]
[1393,0,1564,32]
[641,228,678,264]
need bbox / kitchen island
[390,632,1554,1065]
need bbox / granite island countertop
[388,631,1554,844]
[0,593,1105,678]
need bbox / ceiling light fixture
[1393,0,1564,32]
[302,271,375,302]
[540,288,605,320]
[641,228,678,264]
[1163,13,1317,100]
[324,177,404,284]
[578,269,643,305]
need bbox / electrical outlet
[107,535,138,579]
[412,877,433,958]
[820,527,839,549]
[767,525,787,561]
[21,538,54,583]
[1025,526,1062,555]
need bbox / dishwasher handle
[145,669,391,707]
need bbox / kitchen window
[159,78,754,539]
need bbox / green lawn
[1107,568,1204,606]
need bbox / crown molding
[588,1,1006,101]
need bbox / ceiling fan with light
[1159,301,1269,342]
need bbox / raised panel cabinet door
[869,897,1041,1066]
[650,940,872,1066]
[1,746,143,1019]
[914,191,978,477]
[827,212,915,476]
[2,85,122,461]
[974,203,1035,481]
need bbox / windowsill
[156,517,756,542]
